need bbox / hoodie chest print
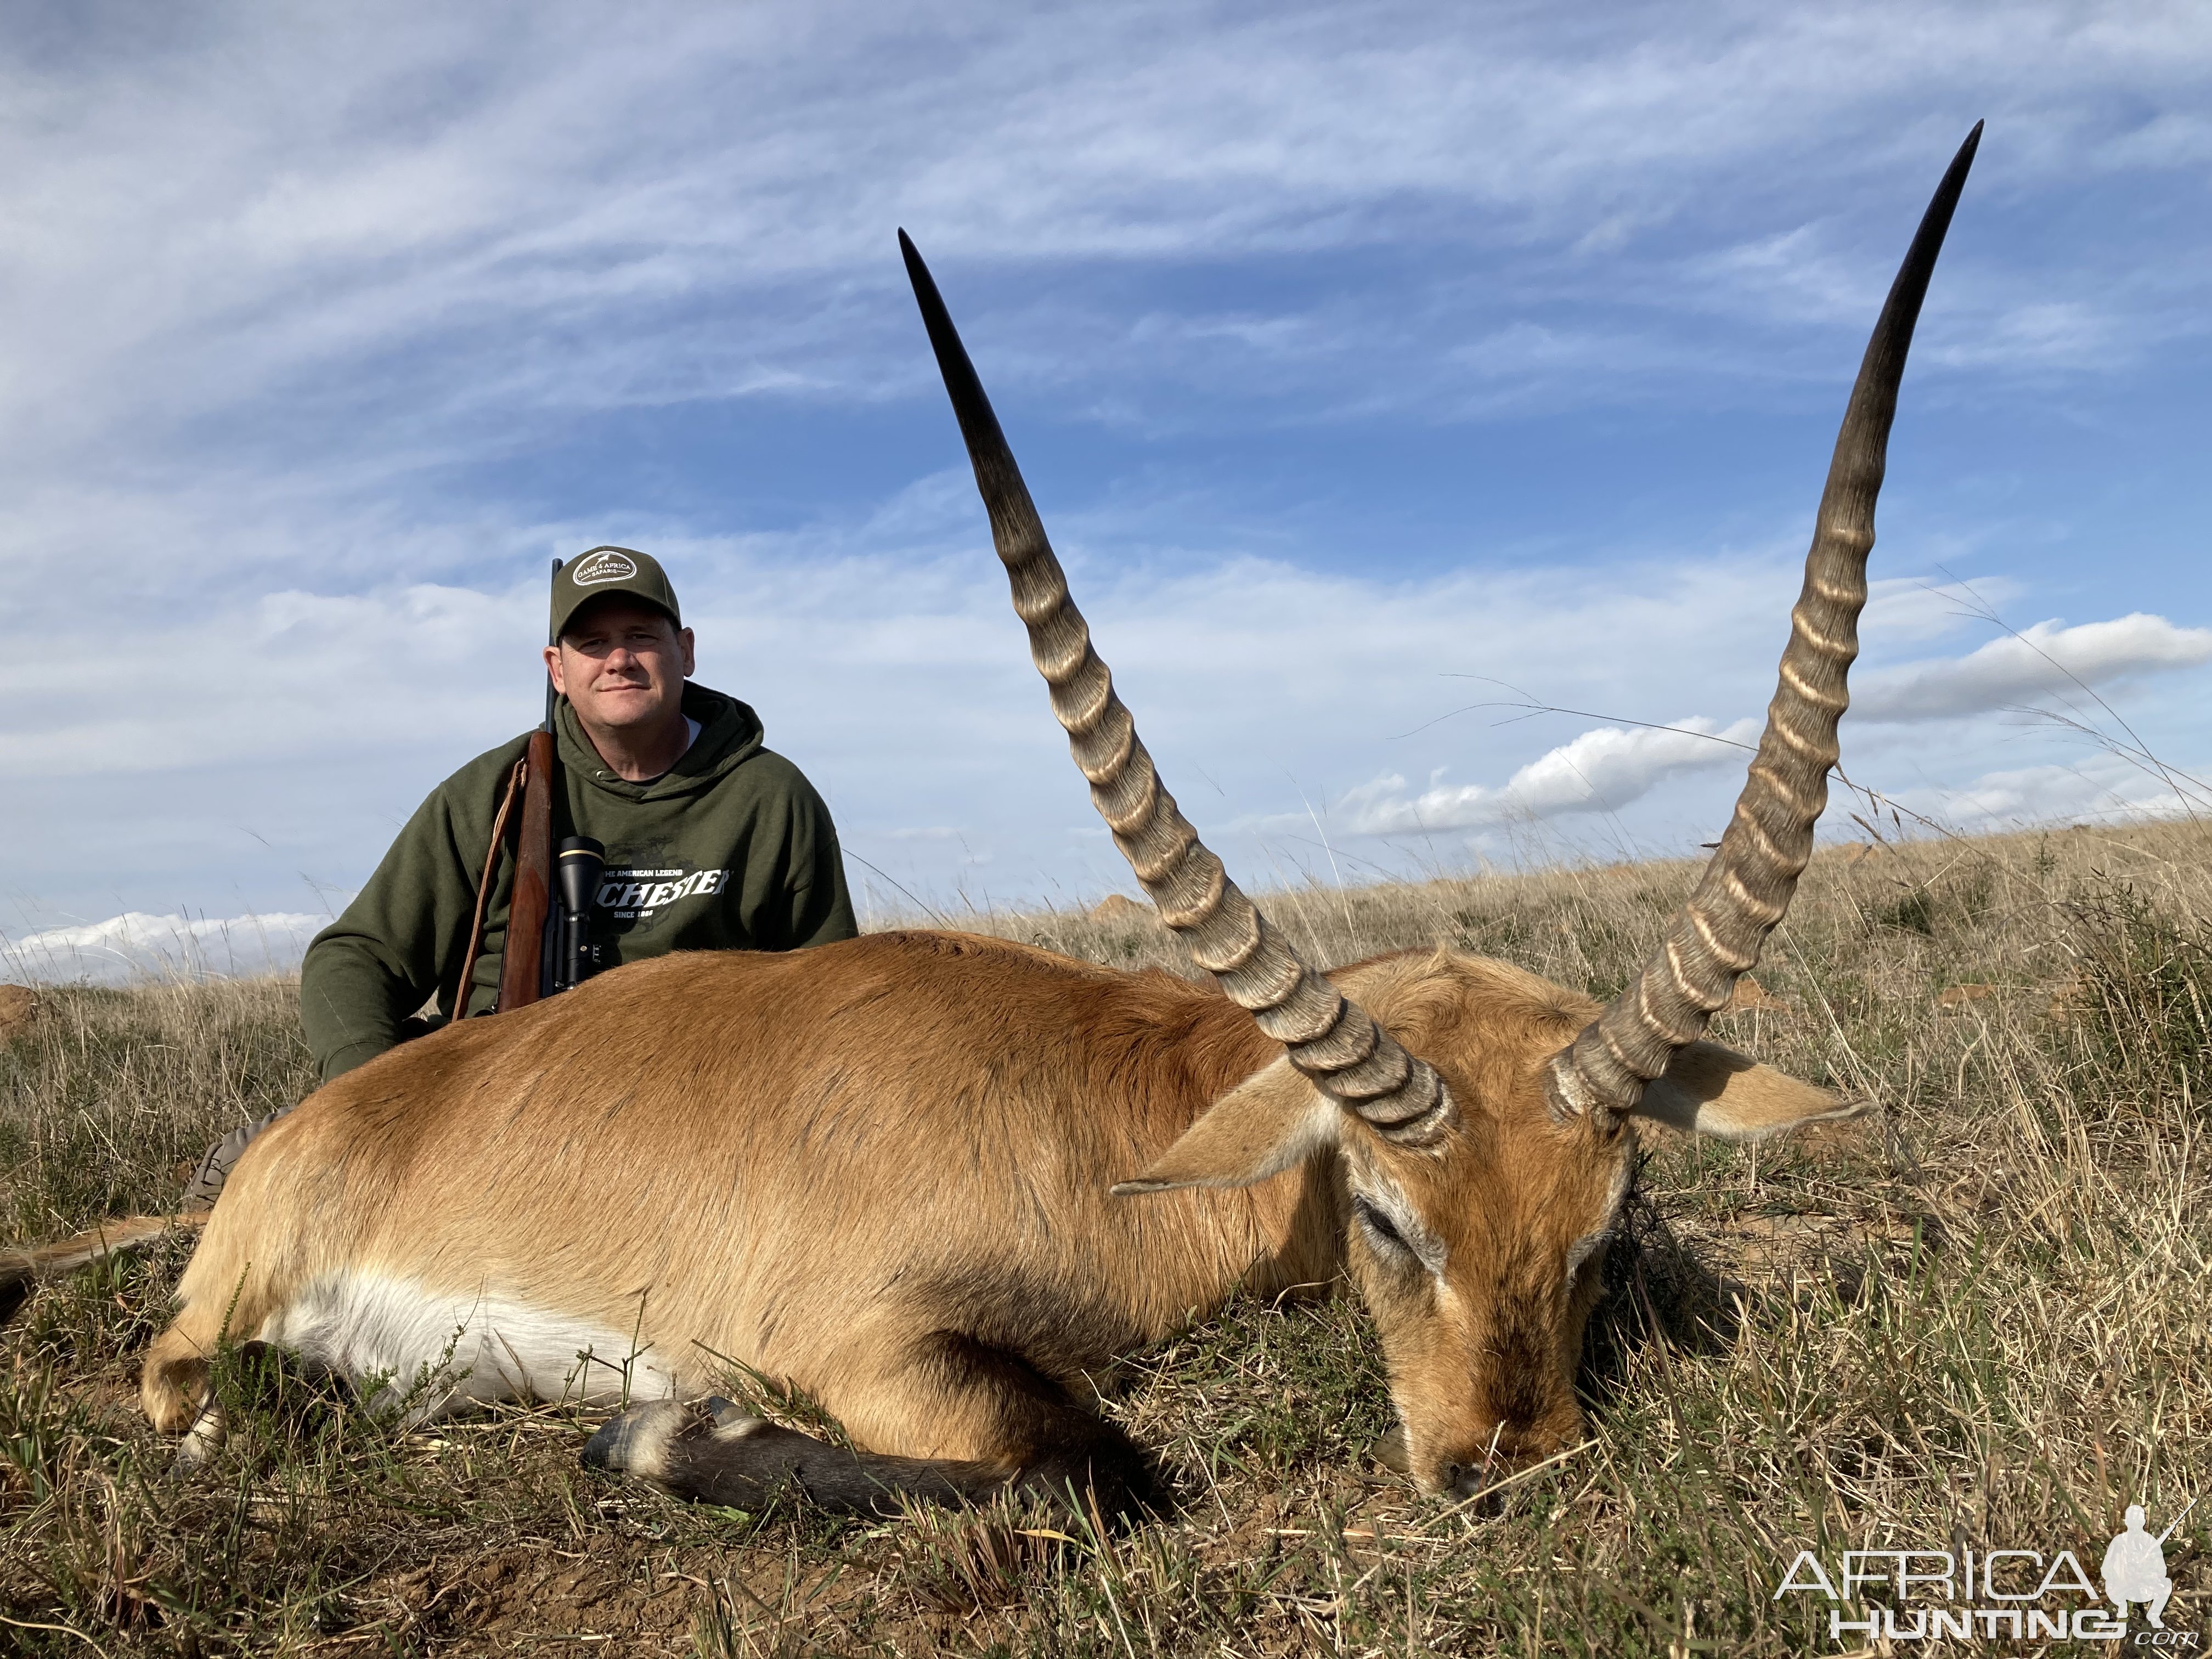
[597,867,730,920]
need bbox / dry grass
[2,823,2207,1654]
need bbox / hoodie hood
[555,681,766,803]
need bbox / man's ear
[1111,1054,1340,1195]
[1633,1040,1865,1141]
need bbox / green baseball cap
[549,546,682,640]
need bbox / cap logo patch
[571,550,639,586]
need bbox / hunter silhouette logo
[1773,1497,2199,1644]
[570,549,639,585]
[2105,1501,2193,1631]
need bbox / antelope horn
[900,230,1455,1147]
[1549,122,1983,1124]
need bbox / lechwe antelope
[90,127,1981,1515]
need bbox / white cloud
[1859,576,2025,642]
[0,0,2206,515]
[1330,718,1760,836]
[0,580,538,778]
[0,524,1825,920]
[11,526,2211,943]
[1,911,329,985]
[1895,755,2209,833]
[1854,614,2212,723]
[11,474,2209,926]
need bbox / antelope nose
[1442,1460,1496,1503]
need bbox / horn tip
[1943,121,1984,184]
[898,228,927,278]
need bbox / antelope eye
[1353,1198,1409,1256]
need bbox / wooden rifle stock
[495,555,568,1013]
[497,732,557,1012]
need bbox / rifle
[494,559,562,1012]
[2155,1496,2199,1546]
[461,557,607,1017]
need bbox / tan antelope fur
[107,126,1979,1515]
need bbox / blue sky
[5,1,2210,977]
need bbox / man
[186,547,856,1203]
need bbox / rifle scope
[555,835,605,992]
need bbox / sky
[4,0,2210,979]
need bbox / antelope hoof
[583,1396,766,1483]
[172,1403,226,1475]
[582,1399,689,1479]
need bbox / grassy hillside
[2,824,2207,1654]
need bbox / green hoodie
[299,682,856,1082]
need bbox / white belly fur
[260,1271,679,1422]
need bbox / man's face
[545,600,697,735]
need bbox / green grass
[2,823,2208,1653]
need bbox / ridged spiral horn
[900,230,1455,1146]
[1548,122,1983,1125]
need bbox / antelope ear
[1111,1054,1339,1195]
[1632,1040,1865,1142]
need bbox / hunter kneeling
[187,547,857,1204]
